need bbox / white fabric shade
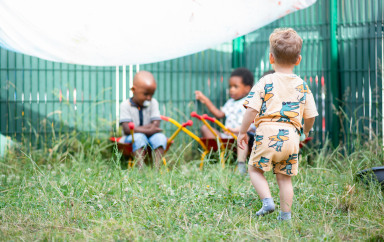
[0,0,316,66]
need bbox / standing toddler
[237,28,318,220]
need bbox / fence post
[115,66,120,132]
[232,36,245,68]
[330,0,341,147]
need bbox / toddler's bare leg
[249,165,271,198]
[237,143,248,161]
[133,148,146,168]
[153,147,165,169]
[236,144,248,175]
[200,125,220,138]
[276,173,293,212]
[249,165,275,215]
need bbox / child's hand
[195,91,208,104]
[149,126,163,135]
[304,132,309,138]
[237,132,248,150]
[225,127,239,135]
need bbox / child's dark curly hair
[230,68,254,87]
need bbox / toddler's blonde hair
[269,28,302,64]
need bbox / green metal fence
[243,1,335,144]
[0,0,383,150]
[243,0,383,147]
[0,53,117,148]
[338,0,383,147]
[0,44,233,148]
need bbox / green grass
[0,135,383,241]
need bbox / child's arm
[237,107,258,150]
[195,91,225,119]
[226,125,255,135]
[303,117,315,138]
[122,120,162,136]
[226,127,240,134]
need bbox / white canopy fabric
[0,0,316,66]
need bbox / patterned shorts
[248,122,300,176]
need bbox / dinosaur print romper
[243,72,318,176]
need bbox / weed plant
[0,133,383,241]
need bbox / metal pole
[330,0,340,148]
[381,31,384,150]
[232,36,245,68]
[115,66,119,132]
[129,65,133,98]
[122,65,126,101]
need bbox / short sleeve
[303,92,319,119]
[119,101,133,124]
[243,80,265,112]
[221,99,231,116]
[150,98,161,121]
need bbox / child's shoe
[256,198,275,216]
[277,211,291,221]
[237,161,247,175]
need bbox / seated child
[119,71,167,168]
[195,68,254,174]
[237,28,318,220]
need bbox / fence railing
[0,0,383,150]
